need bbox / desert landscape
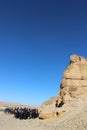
[1,0,87,129]
[0,54,87,130]
[0,98,87,130]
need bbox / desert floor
[0,99,87,130]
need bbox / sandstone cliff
[39,54,87,119]
[57,54,87,107]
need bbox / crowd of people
[4,107,39,119]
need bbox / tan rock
[57,54,87,106]
[39,54,87,119]
[39,109,66,119]
[39,111,57,119]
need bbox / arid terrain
[0,99,87,130]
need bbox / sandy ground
[0,99,87,130]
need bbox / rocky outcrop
[39,54,87,119]
[39,97,66,119]
[39,97,57,119]
[57,54,87,106]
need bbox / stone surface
[57,54,87,106]
[39,111,57,119]
[39,54,87,119]
[39,97,58,119]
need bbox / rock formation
[57,54,87,107]
[39,54,87,119]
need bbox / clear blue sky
[0,0,87,106]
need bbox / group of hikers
[4,107,39,120]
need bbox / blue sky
[0,0,87,105]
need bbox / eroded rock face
[39,54,87,119]
[39,111,57,119]
[57,54,87,106]
[39,110,65,119]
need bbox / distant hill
[0,101,35,108]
